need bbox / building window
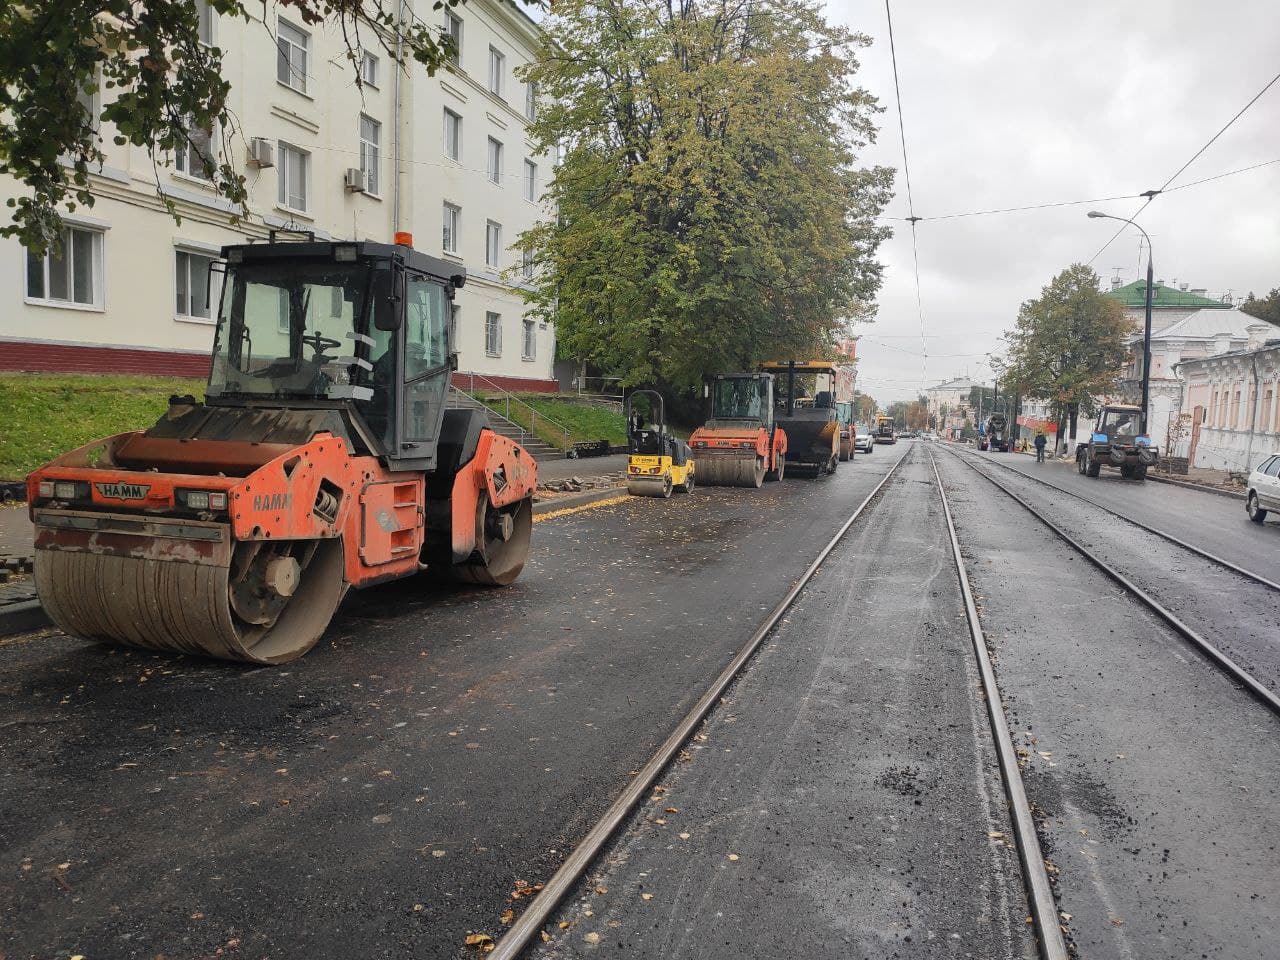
[175,248,217,320]
[277,141,309,211]
[175,119,215,180]
[485,220,501,268]
[443,108,461,161]
[522,318,536,360]
[360,50,379,88]
[523,159,537,201]
[487,137,503,184]
[25,225,104,308]
[521,243,533,280]
[442,202,460,254]
[485,311,502,356]
[525,81,538,122]
[444,11,462,65]
[277,20,310,94]
[488,46,505,98]
[195,0,215,45]
[359,114,381,195]
[76,74,99,133]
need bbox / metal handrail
[454,374,574,453]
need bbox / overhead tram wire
[884,0,928,393]
[1087,67,1280,266]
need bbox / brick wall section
[0,341,559,393]
[1,340,212,378]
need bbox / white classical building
[0,0,557,391]
[924,376,973,436]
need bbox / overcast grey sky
[824,0,1280,403]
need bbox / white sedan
[1246,453,1280,523]
[854,432,874,454]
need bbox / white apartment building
[0,0,557,391]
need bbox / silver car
[1246,453,1280,523]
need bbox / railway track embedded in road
[493,443,1073,960]
[949,446,1280,593]
[936,444,1280,718]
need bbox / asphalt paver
[533,447,1037,960]
[935,450,1280,959]
[0,449,900,959]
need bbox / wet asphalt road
[0,447,904,960]
[934,449,1280,959]
[532,447,1036,960]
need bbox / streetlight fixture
[1088,210,1153,434]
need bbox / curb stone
[1147,473,1244,501]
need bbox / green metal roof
[1104,280,1230,309]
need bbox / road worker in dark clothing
[1034,431,1047,463]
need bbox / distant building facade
[0,0,557,392]
[925,376,973,437]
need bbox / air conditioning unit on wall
[344,168,368,193]
[248,138,274,168]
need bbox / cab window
[404,273,449,380]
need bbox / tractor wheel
[1077,454,1086,475]
[1086,453,1101,478]
[1120,463,1136,480]
[1132,464,1148,481]
[1247,491,1268,524]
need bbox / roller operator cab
[27,237,537,664]
[690,374,788,487]
[760,361,843,474]
[625,389,695,498]
[1076,404,1159,481]
[874,415,896,444]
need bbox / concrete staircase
[447,388,564,462]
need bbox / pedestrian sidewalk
[535,452,628,497]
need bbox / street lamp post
[1088,211,1154,434]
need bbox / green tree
[854,393,877,423]
[519,0,892,390]
[1000,263,1129,447]
[0,0,478,255]
[1241,288,1280,327]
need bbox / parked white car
[1246,454,1280,523]
[854,432,874,454]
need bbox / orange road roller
[689,373,788,487]
[27,235,537,664]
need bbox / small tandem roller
[27,235,537,664]
[624,389,695,498]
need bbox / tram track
[947,446,1280,592]
[935,443,1280,717]
[494,443,1070,960]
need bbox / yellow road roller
[625,389,695,498]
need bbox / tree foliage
[519,0,892,389]
[0,0,474,255]
[1241,288,1280,327]
[854,393,877,422]
[999,264,1129,417]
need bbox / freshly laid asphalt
[533,447,1036,959]
[934,449,1280,959]
[0,445,902,959]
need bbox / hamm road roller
[689,373,787,486]
[27,235,537,664]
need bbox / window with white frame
[359,114,381,194]
[195,0,215,45]
[175,118,215,180]
[487,137,503,184]
[76,74,99,134]
[521,243,533,280]
[360,50,379,87]
[175,248,218,320]
[525,81,538,122]
[277,20,310,93]
[485,220,501,268]
[442,202,460,254]
[277,141,309,211]
[443,108,461,161]
[523,159,537,201]
[488,46,505,97]
[444,11,463,65]
[522,318,535,360]
[25,225,104,308]
[485,312,502,356]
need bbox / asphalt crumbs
[935,451,1280,960]
[0,448,900,960]
[531,447,1037,960]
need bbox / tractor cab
[206,237,464,471]
[625,389,695,497]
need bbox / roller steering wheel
[302,331,341,360]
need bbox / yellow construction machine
[625,389,695,497]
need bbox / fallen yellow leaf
[464,932,495,953]
[500,909,514,925]
[641,893,654,901]
[727,854,739,862]
[595,886,608,895]
[584,931,601,944]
